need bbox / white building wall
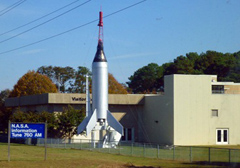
[173,75,213,145]
[173,74,240,145]
[211,95,240,145]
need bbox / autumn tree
[9,70,58,97]
[108,73,128,94]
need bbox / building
[6,74,240,145]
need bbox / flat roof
[5,93,146,107]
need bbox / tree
[127,63,163,93]
[37,66,75,93]
[224,51,240,82]
[0,89,11,106]
[194,51,237,81]
[69,66,92,93]
[57,105,85,138]
[163,53,201,76]
[38,65,127,94]
[0,89,12,133]
[9,70,58,97]
[108,73,128,94]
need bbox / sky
[0,0,239,91]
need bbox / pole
[173,146,175,160]
[190,146,192,162]
[208,147,211,163]
[143,143,145,157]
[119,141,121,155]
[131,143,133,156]
[44,122,47,161]
[8,120,11,162]
[229,149,231,164]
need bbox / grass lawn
[0,143,239,168]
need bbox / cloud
[20,49,45,55]
[109,52,160,60]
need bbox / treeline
[127,50,240,93]
[37,66,128,94]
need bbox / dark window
[217,130,221,142]
[224,130,228,142]
[212,85,224,94]
[128,128,132,141]
[212,109,218,117]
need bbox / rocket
[77,11,123,147]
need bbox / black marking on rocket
[93,40,107,62]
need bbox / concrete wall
[6,93,144,107]
[5,93,49,107]
[142,76,174,145]
[225,85,240,94]
[173,75,212,145]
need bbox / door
[216,129,228,144]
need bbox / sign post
[8,121,10,162]
[8,122,47,161]
[45,122,47,161]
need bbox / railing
[212,90,240,94]
[22,138,240,165]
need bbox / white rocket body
[92,48,108,121]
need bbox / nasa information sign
[10,123,45,138]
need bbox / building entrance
[216,129,228,144]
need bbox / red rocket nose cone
[93,40,107,62]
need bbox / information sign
[10,123,45,138]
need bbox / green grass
[1,142,237,168]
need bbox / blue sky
[0,0,239,91]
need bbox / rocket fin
[107,110,123,135]
[85,109,97,135]
[77,116,89,135]
[77,109,97,136]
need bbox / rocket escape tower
[98,11,103,42]
[94,11,107,63]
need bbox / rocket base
[89,121,122,148]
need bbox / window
[212,109,218,117]
[212,85,224,94]
[216,129,229,144]
[121,128,134,142]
